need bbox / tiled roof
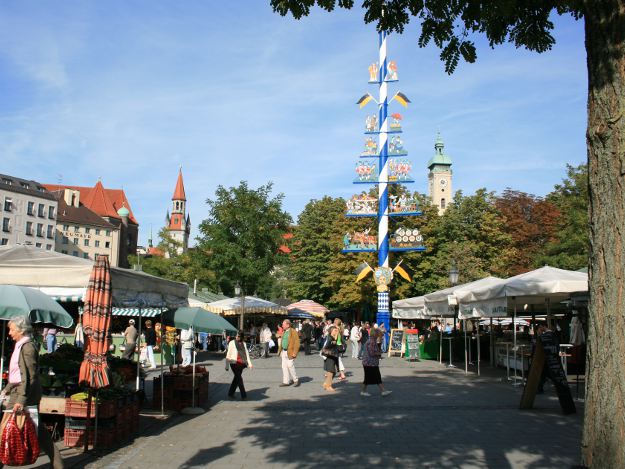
[43,182,138,225]
[0,174,56,201]
[53,192,115,228]
[172,169,186,201]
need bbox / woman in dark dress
[321,326,340,392]
[361,328,392,397]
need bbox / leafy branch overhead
[271,0,583,73]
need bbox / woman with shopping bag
[0,316,63,468]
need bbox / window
[73,238,78,245]
[72,251,78,257]
[47,225,54,238]
[36,223,44,237]
[3,198,12,212]
[46,244,52,250]
[83,253,89,259]
[63,224,69,231]
[95,229,100,235]
[20,182,29,189]
[38,204,45,217]
[25,222,33,235]
[95,240,100,248]
[105,230,111,237]
[27,202,34,216]
[73,225,79,232]
[62,236,68,245]
[0,239,7,246]
[105,241,110,248]
[35,243,42,248]
[441,198,446,209]
[61,250,68,254]
[2,218,10,233]
[85,227,90,234]
[84,239,89,247]
[48,206,55,219]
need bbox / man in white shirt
[180,327,195,366]
[350,323,362,358]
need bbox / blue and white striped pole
[377,31,391,339]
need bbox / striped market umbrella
[286,299,329,319]
[79,255,112,388]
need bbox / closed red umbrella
[79,255,112,388]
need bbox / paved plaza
[35,351,583,468]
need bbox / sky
[0,2,587,247]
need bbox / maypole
[343,32,424,342]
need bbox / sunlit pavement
[56,350,584,468]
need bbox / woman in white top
[226,331,253,399]
[259,323,272,358]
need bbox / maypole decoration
[343,32,425,337]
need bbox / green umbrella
[0,285,74,328]
[163,307,237,334]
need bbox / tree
[495,189,560,274]
[287,196,346,304]
[196,181,292,300]
[538,164,589,270]
[270,3,625,465]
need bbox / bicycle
[247,342,264,359]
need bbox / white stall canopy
[0,245,188,307]
[424,276,503,318]
[392,295,426,319]
[455,266,588,318]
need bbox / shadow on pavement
[179,441,235,468]
[198,373,582,469]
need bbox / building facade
[0,174,57,250]
[427,133,453,215]
[164,169,190,257]
[44,181,138,268]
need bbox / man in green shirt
[277,319,300,387]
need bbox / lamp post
[448,261,459,329]
[235,283,245,330]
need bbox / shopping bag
[268,339,275,349]
[0,412,40,466]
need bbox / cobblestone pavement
[37,350,585,468]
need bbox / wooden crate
[40,397,66,414]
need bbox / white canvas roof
[0,245,188,307]
[392,295,426,319]
[423,276,503,318]
[455,266,588,318]
[205,296,287,316]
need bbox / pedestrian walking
[302,319,313,355]
[321,325,340,392]
[277,319,300,387]
[43,327,57,353]
[1,317,64,468]
[199,331,209,351]
[259,323,272,358]
[225,330,253,400]
[358,322,370,359]
[361,328,392,397]
[350,322,361,358]
[74,316,84,350]
[122,319,138,360]
[333,318,347,380]
[180,326,194,366]
[143,320,157,370]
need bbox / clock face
[439,178,448,187]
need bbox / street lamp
[234,283,245,330]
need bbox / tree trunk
[582,2,625,467]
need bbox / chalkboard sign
[405,333,420,361]
[388,329,404,357]
[520,331,576,414]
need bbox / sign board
[447,295,457,306]
[405,333,420,361]
[520,331,576,414]
[388,329,404,357]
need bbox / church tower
[165,168,191,256]
[428,133,453,215]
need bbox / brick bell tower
[165,168,191,256]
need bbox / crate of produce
[64,428,93,448]
[65,399,117,418]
